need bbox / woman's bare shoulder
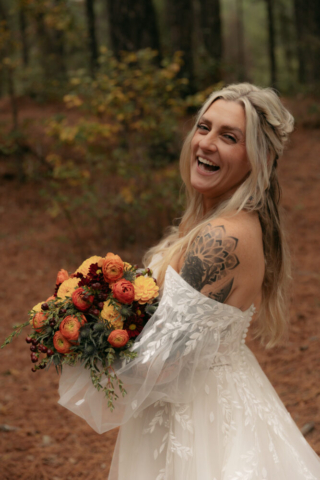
[208,210,261,237]
[205,211,263,257]
[179,211,264,309]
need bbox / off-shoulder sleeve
[58,266,242,434]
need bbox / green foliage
[49,49,188,166]
[38,49,217,248]
[0,320,30,348]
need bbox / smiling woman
[190,100,250,211]
[146,83,294,341]
[58,84,320,479]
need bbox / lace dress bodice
[131,265,255,370]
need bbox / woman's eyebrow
[221,125,244,137]
[199,116,244,137]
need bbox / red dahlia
[123,317,144,338]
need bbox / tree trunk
[265,0,277,88]
[85,0,99,77]
[277,0,295,81]
[310,0,320,81]
[198,0,223,82]
[19,1,29,66]
[166,0,194,90]
[106,0,161,58]
[0,2,8,97]
[293,0,320,85]
[236,0,245,82]
[53,0,66,78]
[294,0,307,84]
[35,10,66,82]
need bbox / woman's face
[190,99,251,210]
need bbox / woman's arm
[58,266,240,434]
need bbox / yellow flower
[134,276,159,305]
[32,302,43,313]
[120,187,134,204]
[57,278,80,300]
[75,256,103,277]
[124,262,132,271]
[59,126,79,143]
[101,301,123,329]
[30,302,43,325]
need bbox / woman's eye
[223,134,237,143]
[196,123,209,132]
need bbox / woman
[59,83,320,479]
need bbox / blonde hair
[144,83,294,347]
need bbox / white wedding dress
[58,265,320,479]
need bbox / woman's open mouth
[197,156,220,173]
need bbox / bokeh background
[0,1,320,479]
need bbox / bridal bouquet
[1,253,159,410]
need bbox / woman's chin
[190,176,217,195]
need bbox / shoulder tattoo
[180,225,240,300]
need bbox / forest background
[0,1,320,479]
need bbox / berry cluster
[26,336,54,372]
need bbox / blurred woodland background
[0,1,320,479]
[0,0,319,253]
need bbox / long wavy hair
[144,83,294,348]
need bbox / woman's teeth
[197,157,220,172]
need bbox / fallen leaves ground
[0,103,319,479]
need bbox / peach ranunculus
[56,269,69,286]
[134,276,159,304]
[33,312,48,332]
[57,277,80,300]
[46,295,56,302]
[53,331,72,354]
[112,278,135,304]
[75,256,103,277]
[101,301,124,329]
[102,253,124,283]
[59,315,81,342]
[72,287,94,311]
[107,329,129,348]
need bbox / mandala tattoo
[209,278,234,302]
[180,225,239,303]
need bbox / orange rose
[33,312,48,332]
[102,253,124,283]
[53,331,72,354]
[112,278,135,304]
[56,269,69,286]
[59,315,81,342]
[107,329,129,348]
[72,287,94,312]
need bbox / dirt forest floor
[0,99,320,479]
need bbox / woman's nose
[198,133,218,152]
